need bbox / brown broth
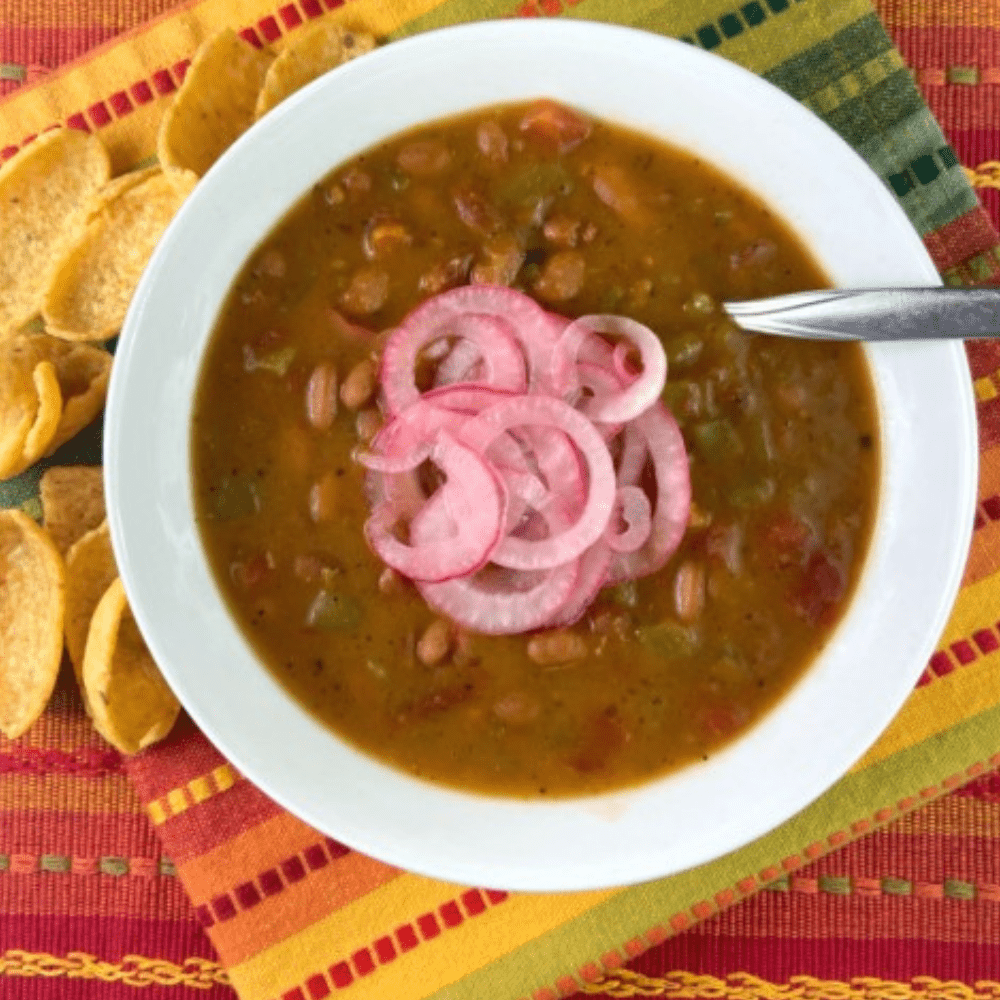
[191,101,879,797]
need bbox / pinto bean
[453,186,503,236]
[532,249,585,303]
[378,567,402,595]
[309,471,339,523]
[542,214,581,248]
[255,248,286,278]
[340,358,377,410]
[527,629,588,665]
[355,407,382,443]
[362,216,412,259]
[397,140,452,176]
[492,691,541,726]
[590,164,644,225]
[417,618,452,666]
[340,266,389,316]
[305,362,338,430]
[341,167,371,195]
[673,561,706,622]
[418,254,473,295]
[519,99,591,153]
[476,120,509,163]
[470,233,525,286]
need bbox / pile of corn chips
[0,20,376,752]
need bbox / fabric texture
[3,0,1000,998]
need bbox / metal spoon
[723,287,1000,341]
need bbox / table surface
[2,1,1000,998]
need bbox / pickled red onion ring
[551,314,667,423]
[360,285,690,635]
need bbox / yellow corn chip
[64,519,117,686]
[255,24,376,119]
[158,28,275,177]
[0,510,66,740]
[42,170,197,342]
[40,465,105,556]
[0,333,112,479]
[82,577,180,754]
[84,165,161,223]
[0,129,111,339]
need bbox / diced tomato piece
[761,510,812,569]
[519,99,591,154]
[569,708,629,773]
[231,552,272,589]
[789,551,845,626]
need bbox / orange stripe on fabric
[875,0,1000,28]
[0,775,146,815]
[0,0,190,30]
[198,850,401,968]
[177,810,336,901]
[966,447,1000,585]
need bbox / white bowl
[105,20,977,891]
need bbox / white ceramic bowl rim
[106,20,977,891]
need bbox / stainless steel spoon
[723,287,1000,341]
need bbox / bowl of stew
[106,20,977,890]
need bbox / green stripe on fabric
[854,108,979,236]
[764,12,893,100]
[393,0,870,80]
[423,697,1000,1000]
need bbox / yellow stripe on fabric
[876,0,1000,29]
[806,49,905,116]
[936,574,1000,653]
[146,762,238,826]
[0,949,228,989]
[0,0,447,171]
[853,652,1000,771]
[226,875,615,1000]
[674,0,873,77]
[976,375,999,402]
[579,971,1000,1000]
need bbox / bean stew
[191,100,879,797]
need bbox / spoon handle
[723,287,1000,341]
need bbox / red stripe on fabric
[130,80,154,104]
[328,962,352,989]
[890,25,1000,68]
[0,746,122,777]
[302,0,324,15]
[258,15,282,41]
[306,974,330,999]
[107,90,133,116]
[125,721,228,803]
[280,4,303,28]
[0,975,231,1000]
[352,949,375,976]
[2,810,164,860]
[2,913,217,965]
[396,924,419,951]
[241,26,264,47]
[923,207,1000,271]
[151,68,175,94]
[627,937,1000,986]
